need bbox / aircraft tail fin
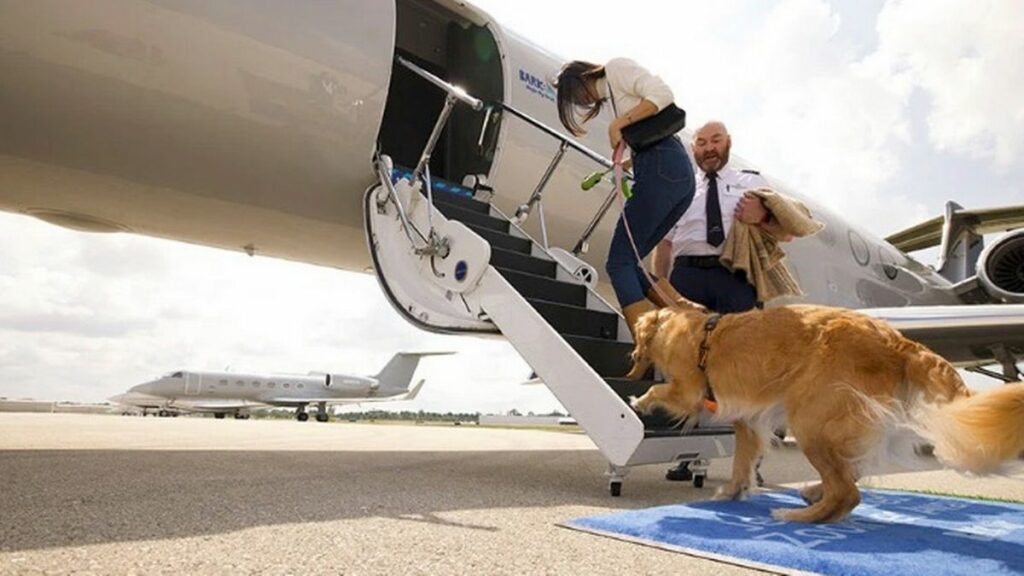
[374,352,452,392]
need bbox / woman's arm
[609,99,658,149]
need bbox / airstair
[365,57,734,496]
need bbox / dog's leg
[799,483,824,505]
[630,382,675,415]
[714,420,763,501]
[772,439,861,523]
[630,381,702,418]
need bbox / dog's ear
[626,309,666,379]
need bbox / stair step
[491,248,556,278]
[435,202,509,233]
[529,299,618,340]
[431,190,491,214]
[563,335,634,377]
[464,224,532,254]
[495,268,588,308]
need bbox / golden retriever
[628,303,1024,523]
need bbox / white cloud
[874,0,1024,169]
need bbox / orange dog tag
[703,399,718,413]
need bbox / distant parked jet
[109,352,450,421]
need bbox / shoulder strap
[607,82,619,118]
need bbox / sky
[1,0,1022,412]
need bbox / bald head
[692,121,731,173]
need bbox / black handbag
[621,104,686,150]
[610,85,686,151]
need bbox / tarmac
[2,413,1022,575]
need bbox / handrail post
[412,94,457,184]
[514,140,569,225]
[573,187,619,255]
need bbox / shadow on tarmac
[0,446,833,552]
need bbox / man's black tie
[705,171,725,247]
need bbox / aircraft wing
[860,304,1024,367]
[885,204,1024,252]
[262,389,422,407]
[174,399,262,412]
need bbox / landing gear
[233,412,250,420]
[158,409,170,418]
[968,345,1022,383]
[605,463,630,497]
[214,412,226,419]
[315,402,329,423]
[690,458,709,489]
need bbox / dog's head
[626,307,675,379]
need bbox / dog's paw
[629,394,652,414]
[713,482,749,501]
[771,506,821,523]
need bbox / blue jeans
[606,137,695,307]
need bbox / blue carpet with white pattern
[564,489,1024,575]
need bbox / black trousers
[669,260,758,314]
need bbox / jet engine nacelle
[324,374,376,395]
[978,229,1024,303]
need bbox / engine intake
[978,229,1024,303]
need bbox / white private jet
[3,0,1023,494]
[109,352,445,422]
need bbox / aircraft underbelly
[0,0,396,269]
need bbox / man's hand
[734,192,769,224]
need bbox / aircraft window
[878,248,899,280]
[297,384,304,389]
[848,230,871,267]
[251,381,260,388]
[236,380,245,387]
[219,379,228,386]
[283,383,291,389]
[171,372,183,378]
[267,382,276,389]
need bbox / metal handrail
[498,102,629,254]
[396,56,483,111]
[393,56,625,257]
[498,103,617,171]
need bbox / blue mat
[565,490,1024,575]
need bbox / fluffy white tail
[917,383,1024,473]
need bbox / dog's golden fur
[629,303,1024,523]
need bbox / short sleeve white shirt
[666,167,769,258]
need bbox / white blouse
[597,57,675,118]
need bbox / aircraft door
[185,373,202,396]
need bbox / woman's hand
[608,117,624,150]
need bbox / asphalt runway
[2,414,1022,575]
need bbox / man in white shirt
[652,120,784,482]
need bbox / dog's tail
[905,348,1024,473]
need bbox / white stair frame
[364,176,735,470]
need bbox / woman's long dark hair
[555,61,606,136]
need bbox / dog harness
[698,313,721,410]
